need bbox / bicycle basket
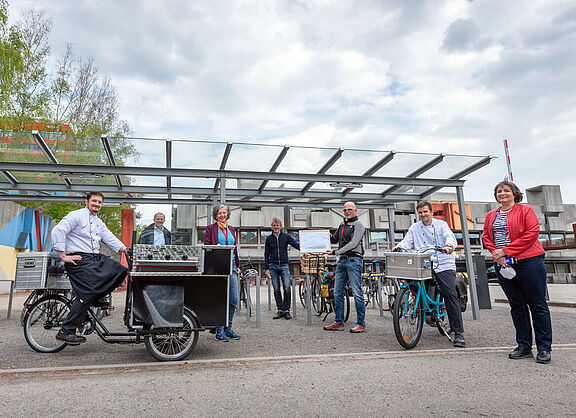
[300,255,327,274]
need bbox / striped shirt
[492,211,510,249]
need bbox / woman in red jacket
[482,181,552,364]
[204,204,241,342]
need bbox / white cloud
[7,0,576,204]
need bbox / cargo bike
[17,242,234,361]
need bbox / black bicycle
[238,260,258,316]
[299,255,350,322]
[362,271,400,312]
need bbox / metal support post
[291,275,296,319]
[7,280,14,319]
[387,207,396,248]
[268,275,272,311]
[377,275,384,317]
[256,274,261,328]
[306,274,312,326]
[245,276,251,322]
[220,178,226,203]
[456,186,480,320]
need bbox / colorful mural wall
[0,207,53,286]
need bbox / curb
[494,298,576,309]
[3,344,576,377]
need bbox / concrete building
[2,184,574,295]
[171,184,576,284]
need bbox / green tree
[22,200,139,239]
[1,1,141,235]
[0,5,51,128]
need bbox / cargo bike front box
[383,252,432,280]
[130,244,233,329]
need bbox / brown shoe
[323,322,344,331]
[350,325,366,333]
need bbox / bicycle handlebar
[417,245,444,254]
[393,245,445,254]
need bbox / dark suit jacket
[138,224,172,245]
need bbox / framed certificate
[299,230,331,253]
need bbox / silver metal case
[384,252,432,280]
[15,252,71,289]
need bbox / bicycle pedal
[79,323,90,336]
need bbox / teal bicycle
[391,246,452,349]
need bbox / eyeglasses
[343,208,354,211]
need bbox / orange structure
[119,209,135,290]
[431,201,472,232]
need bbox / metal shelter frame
[0,130,494,318]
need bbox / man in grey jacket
[324,202,366,333]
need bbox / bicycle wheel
[238,280,246,312]
[144,306,200,362]
[23,295,71,353]
[20,290,41,326]
[383,277,400,312]
[362,280,372,307]
[310,277,322,315]
[299,279,307,308]
[343,291,350,322]
[326,290,350,322]
[393,286,423,349]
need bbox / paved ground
[1,284,575,416]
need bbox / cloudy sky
[8,0,576,226]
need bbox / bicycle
[238,260,258,316]
[362,271,400,312]
[391,246,452,349]
[299,254,350,322]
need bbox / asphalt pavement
[1,284,576,416]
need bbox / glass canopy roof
[0,130,493,208]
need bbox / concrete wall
[0,202,26,293]
[0,201,26,230]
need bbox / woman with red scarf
[482,181,552,364]
[204,204,241,342]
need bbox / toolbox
[15,252,71,289]
[384,252,432,280]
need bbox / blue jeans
[269,264,292,312]
[496,254,552,351]
[216,270,239,333]
[334,257,365,326]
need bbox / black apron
[65,252,128,303]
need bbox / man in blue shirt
[393,201,466,347]
[138,212,172,245]
[264,217,300,320]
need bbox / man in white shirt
[51,192,128,345]
[393,201,466,347]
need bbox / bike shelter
[1,130,493,323]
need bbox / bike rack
[306,274,312,326]
[291,276,297,320]
[378,276,384,317]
